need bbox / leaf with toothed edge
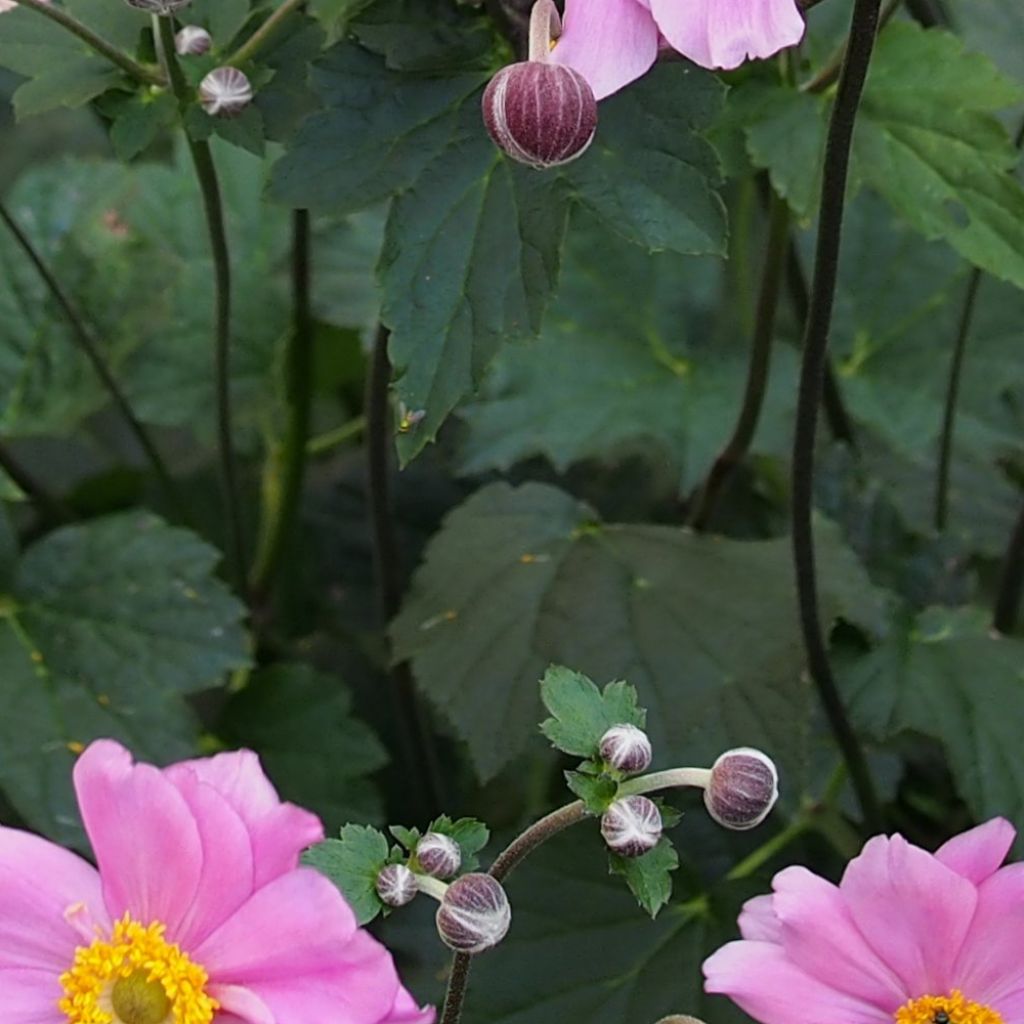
[304,824,391,925]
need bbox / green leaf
[426,814,490,872]
[843,606,1024,838]
[393,481,885,784]
[107,92,178,161]
[390,824,421,851]
[609,836,680,918]
[217,663,388,832]
[303,824,390,924]
[0,512,249,844]
[540,666,645,758]
[565,770,619,814]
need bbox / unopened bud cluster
[704,748,779,831]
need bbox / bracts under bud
[599,723,653,775]
[124,0,192,13]
[416,832,462,879]
[199,67,253,118]
[375,863,418,909]
[175,25,212,56]
[435,873,511,954]
[600,795,662,857]
[704,748,779,831]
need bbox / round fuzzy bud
[600,795,662,857]
[175,25,212,56]
[482,62,597,170]
[416,832,462,879]
[125,0,191,13]
[704,748,779,831]
[436,873,511,954]
[599,723,653,775]
[376,863,418,908]
[199,67,253,118]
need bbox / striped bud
[175,25,212,56]
[704,748,779,831]
[125,0,191,13]
[375,863,418,908]
[416,832,462,879]
[599,723,652,775]
[482,61,597,170]
[601,795,662,857]
[436,874,511,954]
[199,66,253,118]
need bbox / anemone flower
[703,818,1024,1024]
[1,739,432,1024]
[551,0,805,99]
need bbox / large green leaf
[843,606,1024,841]
[218,662,388,831]
[392,481,884,786]
[0,513,249,844]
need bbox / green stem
[16,0,164,85]
[227,0,306,65]
[157,16,246,588]
[307,416,366,456]
[689,190,790,530]
[725,816,810,880]
[249,210,313,601]
[0,201,181,514]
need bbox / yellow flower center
[896,990,1004,1024]
[59,915,219,1024]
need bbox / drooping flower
[703,818,1024,1024]
[550,0,805,99]
[0,739,433,1024]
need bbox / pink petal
[74,740,203,936]
[649,0,804,70]
[738,894,781,943]
[952,863,1024,1008]
[935,818,1015,885]
[165,750,323,888]
[839,834,977,997]
[382,985,436,1024]
[0,966,65,1023]
[772,866,906,1009]
[208,983,275,1024]
[166,772,256,950]
[197,869,400,1024]
[0,826,108,972]
[703,940,890,1024]
[551,0,660,100]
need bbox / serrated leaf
[565,770,618,814]
[0,512,249,845]
[217,663,388,832]
[393,481,885,785]
[303,824,390,924]
[390,824,422,851]
[609,836,679,918]
[540,666,644,758]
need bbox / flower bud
[435,873,511,954]
[599,723,652,775]
[704,748,779,831]
[125,0,191,13]
[375,863,417,908]
[175,25,212,56]
[416,832,462,879]
[199,67,253,119]
[482,62,597,170]
[601,795,662,857]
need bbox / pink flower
[551,0,805,99]
[0,739,433,1024]
[703,818,1023,1024]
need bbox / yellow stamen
[896,990,1004,1024]
[59,914,218,1024]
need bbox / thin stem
[0,442,72,523]
[249,210,313,600]
[934,269,982,531]
[365,324,443,816]
[227,0,305,65]
[618,767,712,797]
[527,0,561,62]
[994,500,1024,634]
[307,415,366,456]
[0,201,180,513]
[689,190,790,530]
[725,815,810,880]
[414,874,449,901]
[802,0,900,95]
[790,0,884,832]
[16,0,164,85]
[157,16,246,588]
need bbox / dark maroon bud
[416,832,462,879]
[599,723,653,775]
[375,863,417,908]
[435,873,511,954]
[482,62,597,170]
[600,795,662,857]
[704,748,779,831]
